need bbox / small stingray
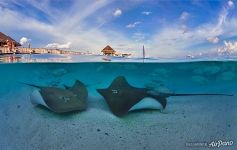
[97,76,233,116]
[23,80,88,113]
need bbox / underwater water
[0,59,236,149]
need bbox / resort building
[0,32,21,53]
[0,32,78,55]
[0,32,111,56]
[101,45,116,56]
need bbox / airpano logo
[209,140,234,148]
[186,140,234,148]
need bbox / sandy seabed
[0,88,236,150]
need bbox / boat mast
[142,45,145,62]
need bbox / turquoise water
[0,61,236,94]
[0,60,236,149]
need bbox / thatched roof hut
[0,32,21,47]
[101,45,116,55]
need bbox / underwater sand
[0,61,236,150]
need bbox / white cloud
[179,11,190,21]
[216,0,235,30]
[141,11,152,15]
[113,8,122,17]
[207,37,219,44]
[224,41,237,51]
[0,0,137,54]
[20,37,30,45]
[146,0,237,57]
[149,27,195,57]
[46,42,72,49]
[218,40,237,54]
[228,0,235,8]
[1,0,237,58]
[126,21,141,28]
[180,25,188,34]
[132,32,145,42]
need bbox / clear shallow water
[0,59,236,149]
[0,61,236,94]
[1,53,237,63]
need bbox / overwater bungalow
[101,45,116,56]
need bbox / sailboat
[143,45,145,62]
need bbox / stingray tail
[146,93,233,109]
[18,82,42,89]
[170,93,234,97]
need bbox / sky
[0,0,237,57]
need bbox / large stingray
[97,76,233,116]
[24,80,88,113]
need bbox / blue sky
[0,0,237,57]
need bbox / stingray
[97,76,233,116]
[23,80,88,113]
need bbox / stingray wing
[97,76,149,116]
[69,80,88,102]
[40,87,86,113]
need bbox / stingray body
[97,76,233,116]
[25,80,88,113]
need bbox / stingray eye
[111,89,118,94]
